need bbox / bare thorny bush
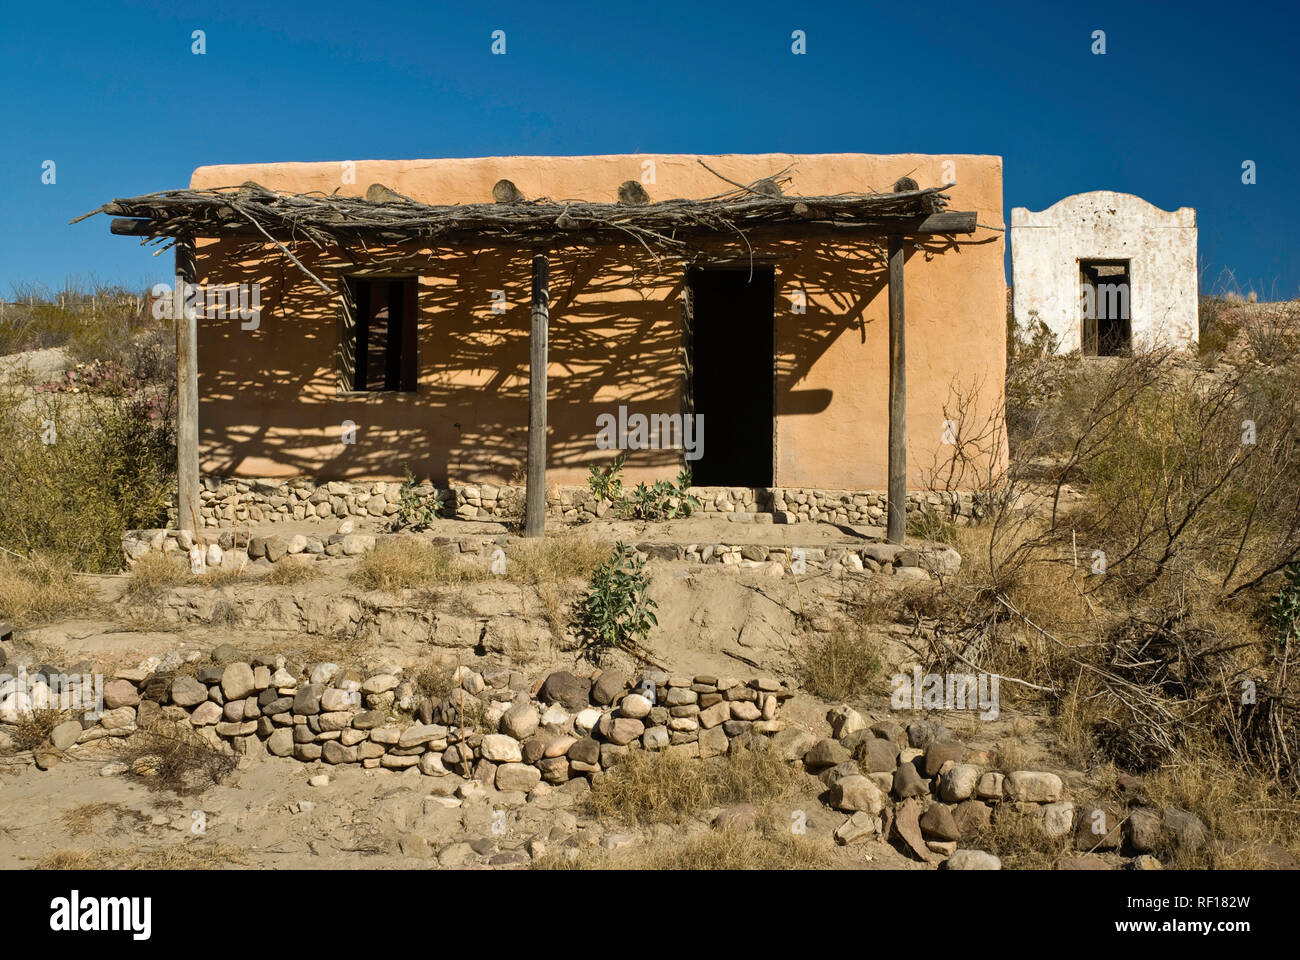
[918,323,1300,795]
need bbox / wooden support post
[175,236,201,535]
[525,252,549,538]
[886,234,906,545]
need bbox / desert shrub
[923,347,1300,798]
[389,468,445,531]
[350,538,486,592]
[619,469,700,521]
[585,742,797,825]
[577,542,657,652]
[1071,360,1300,597]
[0,376,174,572]
[1240,302,1300,366]
[0,284,155,360]
[586,452,625,502]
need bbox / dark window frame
[338,275,420,393]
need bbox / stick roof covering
[74,165,973,260]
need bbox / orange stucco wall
[189,153,1006,488]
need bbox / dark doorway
[1079,259,1132,356]
[684,266,775,486]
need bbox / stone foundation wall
[37,657,794,791]
[169,477,975,528]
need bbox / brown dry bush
[916,333,1300,861]
[14,708,63,751]
[124,551,189,602]
[117,718,237,794]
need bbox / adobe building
[1010,191,1198,355]
[84,153,1007,542]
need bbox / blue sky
[1,0,1295,296]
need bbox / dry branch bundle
[74,170,957,261]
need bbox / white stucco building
[1010,191,1198,355]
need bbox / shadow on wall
[193,230,988,484]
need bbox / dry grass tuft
[504,534,610,636]
[534,826,826,870]
[126,551,252,602]
[60,802,125,837]
[1135,745,1300,869]
[413,662,456,702]
[351,538,486,592]
[263,558,322,585]
[993,738,1029,772]
[200,565,246,587]
[35,841,248,870]
[795,616,883,703]
[966,807,1073,870]
[586,743,798,826]
[0,556,98,625]
[505,534,610,585]
[124,551,189,602]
